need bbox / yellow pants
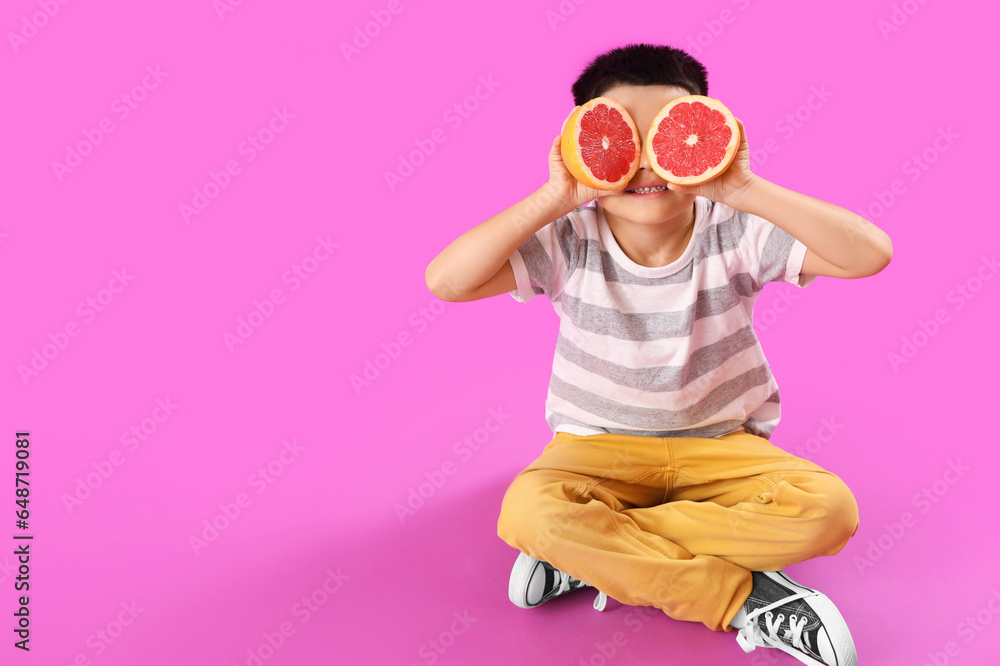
[497,428,860,632]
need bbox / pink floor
[4,1,999,664]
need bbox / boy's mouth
[623,181,670,197]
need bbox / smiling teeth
[631,186,667,194]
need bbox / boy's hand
[664,118,757,210]
[541,106,626,210]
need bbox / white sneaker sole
[508,552,543,609]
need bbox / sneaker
[735,570,857,666]
[508,552,608,611]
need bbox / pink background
[3,0,998,664]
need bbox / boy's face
[598,84,698,225]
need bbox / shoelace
[553,569,574,597]
[554,569,609,611]
[735,589,820,656]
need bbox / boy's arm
[667,119,893,280]
[427,122,626,302]
[729,177,893,279]
[425,183,576,302]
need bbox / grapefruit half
[646,95,739,186]
[561,97,641,190]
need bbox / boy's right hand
[542,106,627,210]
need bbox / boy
[424,43,891,666]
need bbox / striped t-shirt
[507,196,816,440]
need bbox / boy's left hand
[665,118,756,210]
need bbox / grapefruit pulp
[646,95,739,186]
[560,97,641,190]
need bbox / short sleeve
[508,215,581,303]
[737,212,817,290]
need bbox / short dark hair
[570,43,709,107]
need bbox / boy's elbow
[854,231,893,278]
[425,263,463,302]
[879,250,893,274]
[872,236,893,275]
[425,263,445,300]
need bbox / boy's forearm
[426,184,576,300]
[732,176,893,278]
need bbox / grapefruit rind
[645,95,739,186]
[560,97,641,191]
